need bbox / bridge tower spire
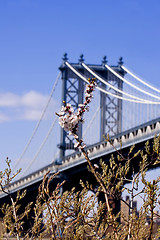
[58,54,126,159]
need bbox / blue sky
[0,0,160,177]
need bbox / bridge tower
[58,54,126,159]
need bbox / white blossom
[78,104,84,108]
[57,78,96,149]
[74,142,80,148]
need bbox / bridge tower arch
[58,54,126,159]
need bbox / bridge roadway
[0,116,160,200]
[0,118,160,198]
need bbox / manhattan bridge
[2,53,160,197]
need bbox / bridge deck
[0,117,160,198]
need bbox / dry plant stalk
[0,79,160,239]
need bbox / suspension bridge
[1,53,160,198]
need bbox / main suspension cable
[13,72,61,171]
[121,65,160,94]
[66,62,160,104]
[20,116,58,178]
[82,63,156,102]
[105,64,160,100]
